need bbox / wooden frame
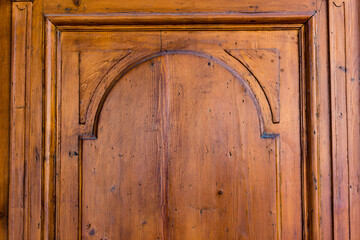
[48,12,321,240]
[9,0,359,239]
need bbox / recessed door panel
[58,30,301,239]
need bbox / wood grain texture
[46,13,312,28]
[346,1,360,239]
[43,19,57,240]
[0,0,11,239]
[79,50,131,123]
[43,0,316,14]
[9,3,32,240]
[302,16,321,240]
[53,27,303,239]
[6,0,359,239]
[329,0,360,239]
[329,1,350,239]
[28,0,44,239]
[80,54,280,239]
[313,1,333,239]
[224,49,280,123]
[164,54,278,239]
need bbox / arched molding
[80,49,278,138]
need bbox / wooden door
[56,24,302,240]
[7,0,360,240]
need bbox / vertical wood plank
[302,16,321,240]
[0,0,12,239]
[28,0,44,238]
[345,0,360,239]
[9,2,32,240]
[329,0,354,239]
[314,0,333,239]
[58,51,81,240]
[43,19,57,240]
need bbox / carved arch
[81,50,278,138]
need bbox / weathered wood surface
[5,0,359,239]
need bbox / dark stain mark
[208,62,211,66]
[73,0,81,8]
[218,190,223,195]
[178,92,181,96]
[142,221,147,225]
[35,147,40,162]
[270,59,274,63]
[64,8,72,12]
[89,228,95,236]
[338,66,347,72]
[118,154,124,158]
[110,186,116,192]
[86,223,91,230]
[69,151,79,157]
[229,152,232,157]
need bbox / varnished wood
[44,0,317,14]
[314,1,333,239]
[0,0,12,239]
[43,19,57,240]
[329,0,360,239]
[9,3,32,240]
[51,21,302,239]
[346,1,360,239]
[5,0,360,239]
[303,16,321,240]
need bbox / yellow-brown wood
[44,0,317,14]
[0,0,11,239]
[5,0,360,239]
[9,3,32,240]
[54,24,302,239]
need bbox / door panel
[82,58,164,240]
[57,30,301,239]
[164,55,277,239]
